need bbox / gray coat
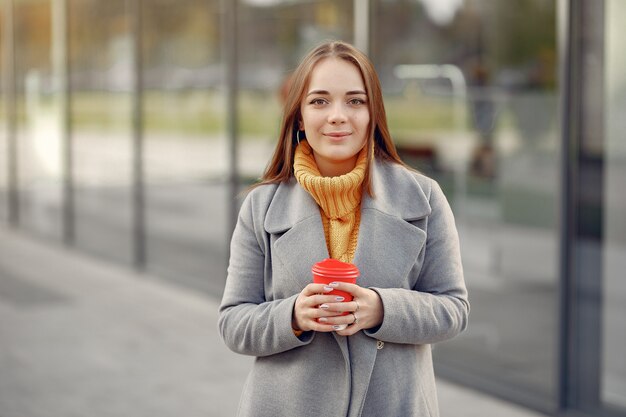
[218,159,469,417]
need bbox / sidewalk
[0,225,546,417]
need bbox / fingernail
[318,317,328,323]
[333,324,348,331]
[329,282,340,287]
[323,286,334,292]
[319,304,329,309]
[335,296,345,302]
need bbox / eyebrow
[306,89,367,96]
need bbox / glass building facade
[0,1,624,416]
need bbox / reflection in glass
[142,0,227,295]
[602,0,626,410]
[14,0,64,239]
[372,0,559,405]
[69,0,133,263]
[237,1,354,182]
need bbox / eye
[309,98,328,105]
[348,98,366,106]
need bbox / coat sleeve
[365,179,469,345]
[218,190,314,357]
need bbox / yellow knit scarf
[294,141,368,263]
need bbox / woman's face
[299,57,370,177]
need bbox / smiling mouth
[324,131,352,138]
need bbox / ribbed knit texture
[294,140,368,263]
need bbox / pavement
[0,224,547,417]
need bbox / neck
[314,155,359,177]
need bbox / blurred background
[0,0,624,416]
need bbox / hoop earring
[296,130,305,145]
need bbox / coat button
[376,340,385,350]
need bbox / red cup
[312,258,359,313]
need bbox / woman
[218,41,469,417]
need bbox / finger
[311,303,352,320]
[296,293,339,312]
[300,283,336,297]
[296,307,342,332]
[336,325,360,336]
[317,312,357,325]
[335,314,360,336]
[304,294,348,310]
[296,301,350,330]
[307,321,342,333]
[327,281,361,295]
[318,301,354,314]
[310,306,339,319]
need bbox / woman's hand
[292,282,384,335]
[331,282,384,336]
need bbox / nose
[327,103,347,124]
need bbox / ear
[298,120,304,131]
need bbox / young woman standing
[219,40,469,417]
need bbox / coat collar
[264,157,432,297]
[264,159,432,234]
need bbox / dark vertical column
[558,0,606,413]
[557,0,578,410]
[130,0,146,268]
[574,0,605,411]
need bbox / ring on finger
[352,312,358,325]
[354,300,360,312]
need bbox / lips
[324,131,352,138]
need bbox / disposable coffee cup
[312,258,359,330]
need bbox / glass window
[69,0,133,264]
[237,0,354,184]
[142,0,227,295]
[602,0,626,411]
[14,0,64,239]
[372,0,559,406]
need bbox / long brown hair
[259,40,405,194]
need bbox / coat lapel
[265,179,328,292]
[353,160,431,289]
